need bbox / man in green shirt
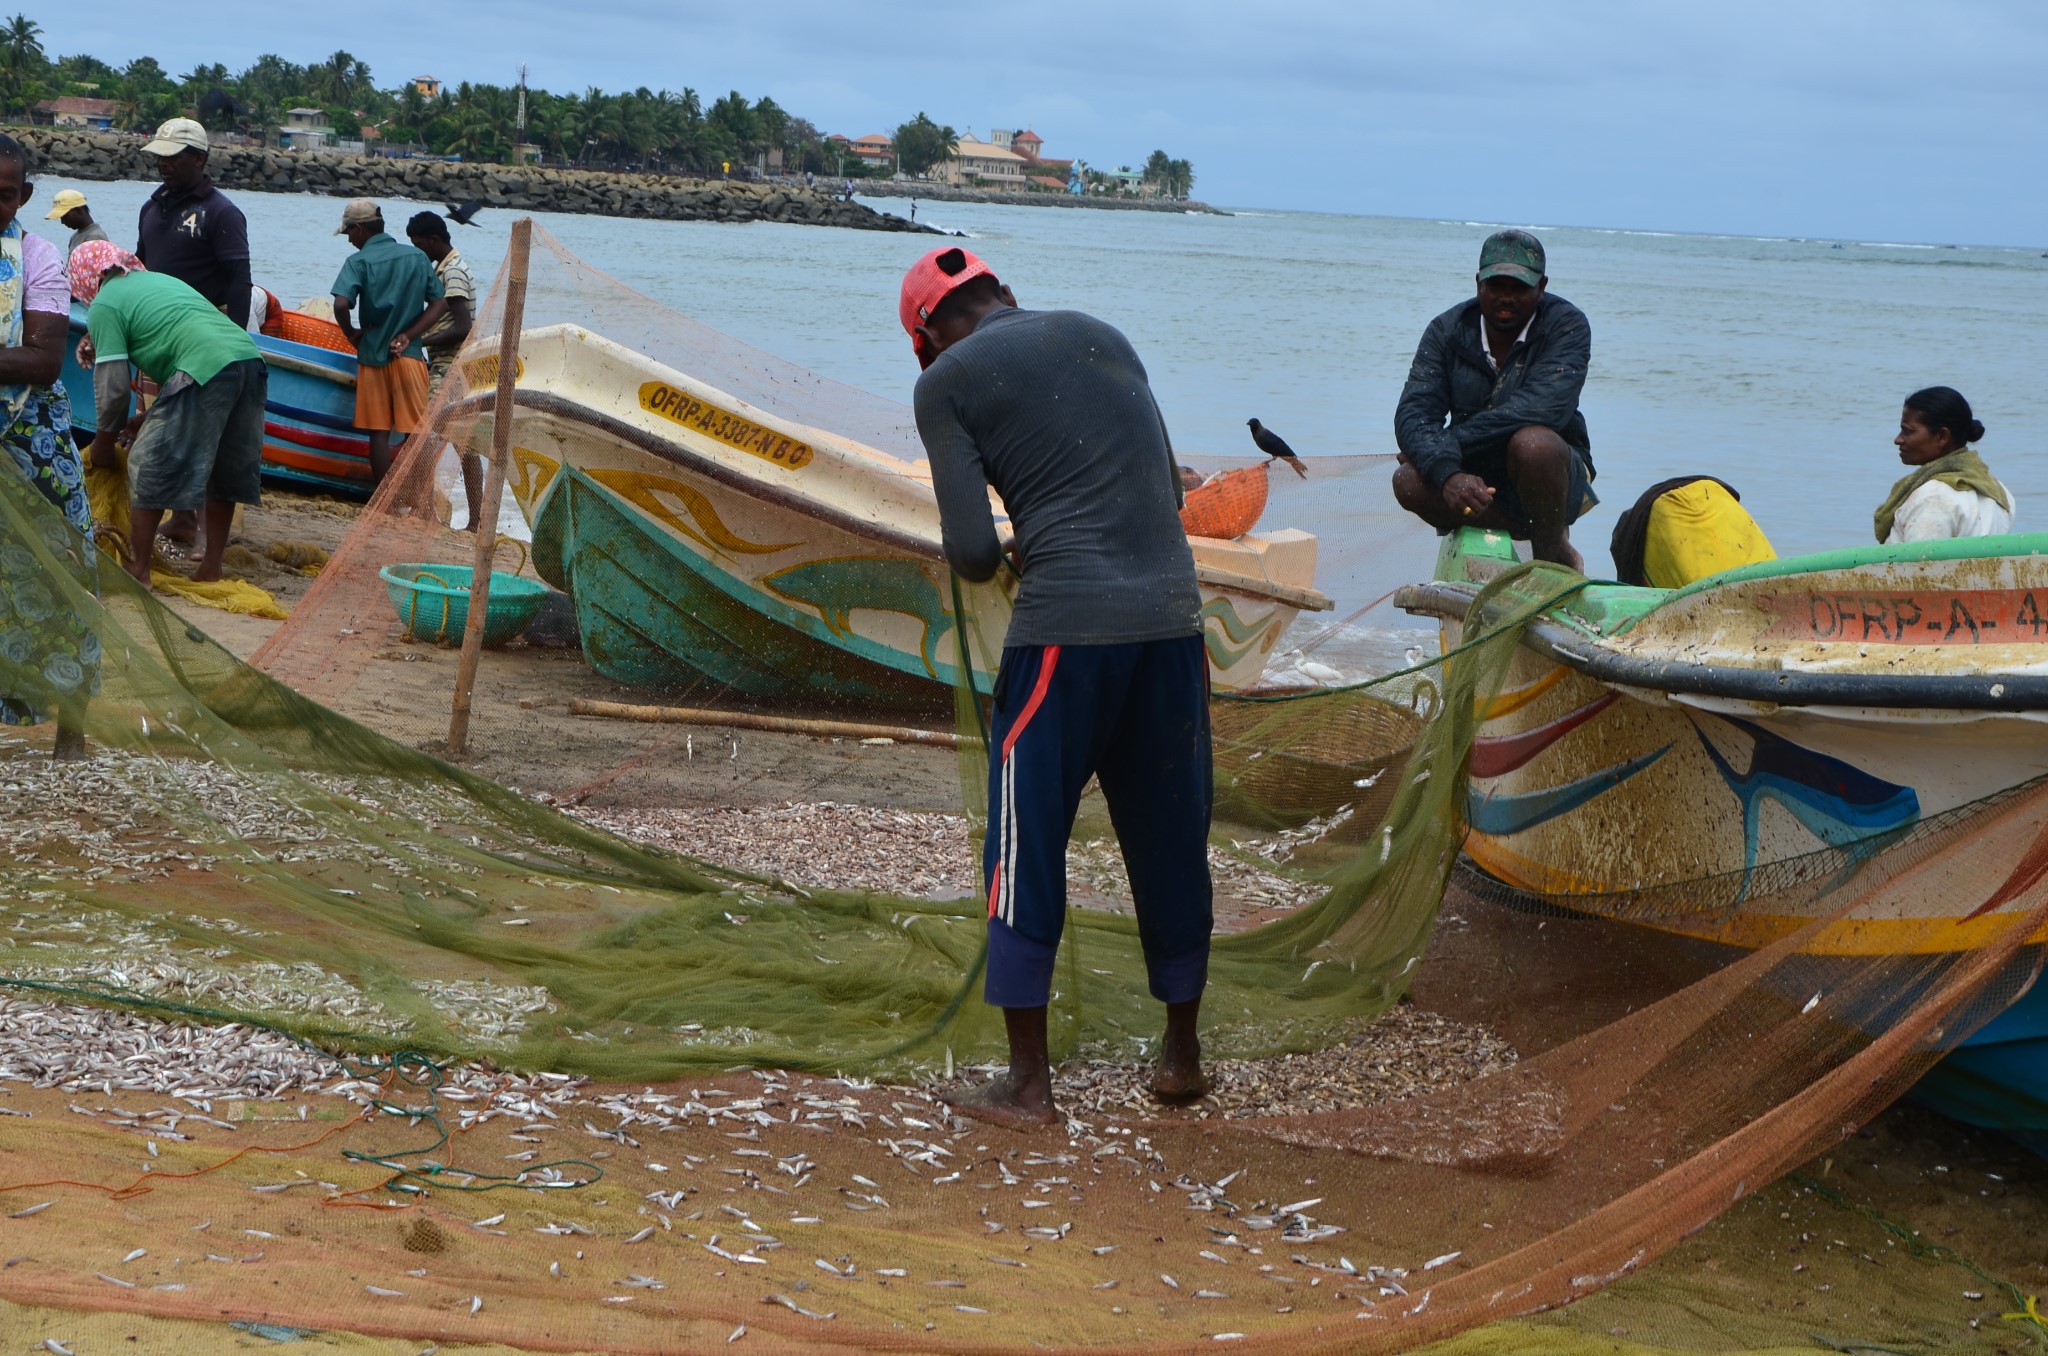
[331,199,446,482]
[68,240,267,586]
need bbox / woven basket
[1180,463,1270,540]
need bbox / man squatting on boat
[904,245,1214,1127]
[1392,229,1597,569]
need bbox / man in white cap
[136,118,251,329]
[43,187,108,257]
[332,199,445,481]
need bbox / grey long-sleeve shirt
[912,306,1201,648]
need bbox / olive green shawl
[1874,449,2009,542]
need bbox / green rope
[1792,1171,2048,1346]
[1217,576,1593,703]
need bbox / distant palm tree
[322,50,357,103]
[1,13,45,114]
[395,82,428,148]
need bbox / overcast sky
[33,0,2048,244]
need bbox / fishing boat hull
[461,325,1330,707]
[63,303,372,498]
[1399,528,2048,1140]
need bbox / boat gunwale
[1649,530,2048,617]
[445,387,1332,611]
[1398,578,2048,712]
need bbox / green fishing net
[0,461,1573,1081]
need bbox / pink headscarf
[67,240,144,305]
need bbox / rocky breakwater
[857,179,1226,215]
[17,127,935,233]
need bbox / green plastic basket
[379,563,551,646]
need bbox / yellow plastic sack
[1642,479,1776,588]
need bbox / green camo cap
[1477,229,1546,287]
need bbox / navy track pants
[982,634,1213,1009]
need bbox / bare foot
[940,1072,1058,1129]
[1151,1028,1212,1105]
[124,558,151,586]
[191,567,224,584]
[160,510,200,546]
[1150,1058,1212,1105]
[1531,538,1583,572]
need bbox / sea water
[37,180,2046,657]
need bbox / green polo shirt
[331,232,444,368]
[87,270,260,387]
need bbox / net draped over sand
[0,225,2042,1353]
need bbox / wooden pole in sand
[448,216,533,757]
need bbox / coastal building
[847,134,895,168]
[1010,128,1044,161]
[282,108,335,152]
[32,97,119,130]
[412,76,442,99]
[938,140,1027,189]
[988,128,1015,149]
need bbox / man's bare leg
[367,429,395,483]
[1504,426,1583,570]
[126,507,164,584]
[461,453,486,532]
[942,1005,1058,1129]
[191,500,236,583]
[1151,996,1211,1102]
[53,709,87,762]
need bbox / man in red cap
[904,246,1213,1127]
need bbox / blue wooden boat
[62,302,372,497]
[1398,528,2048,1147]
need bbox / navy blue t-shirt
[135,179,252,327]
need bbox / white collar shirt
[1479,312,1535,372]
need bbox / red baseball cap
[899,246,997,368]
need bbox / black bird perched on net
[1246,418,1308,478]
[445,199,486,227]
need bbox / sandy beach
[4,487,2029,1353]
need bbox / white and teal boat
[449,324,1331,709]
[1399,527,2048,1147]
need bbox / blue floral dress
[0,221,99,728]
